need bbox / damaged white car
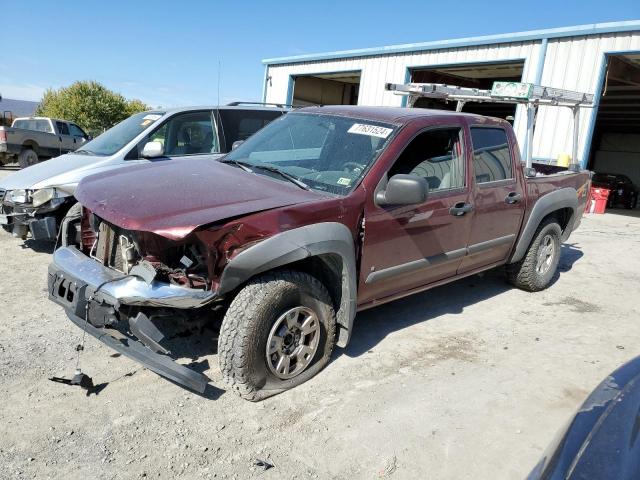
[0,103,287,241]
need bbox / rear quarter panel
[523,171,591,228]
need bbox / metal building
[262,21,640,181]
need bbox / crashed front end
[48,210,233,393]
[0,187,73,240]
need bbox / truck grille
[0,189,5,203]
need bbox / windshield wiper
[219,158,253,172]
[252,165,310,190]
[220,159,310,190]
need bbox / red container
[585,187,610,214]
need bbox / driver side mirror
[231,140,244,150]
[376,174,429,206]
[141,141,165,158]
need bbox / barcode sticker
[348,123,393,139]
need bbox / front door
[458,125,525,273]
[359,126,473,304]
[56,121,75,153]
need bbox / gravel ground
[1,169,639,479]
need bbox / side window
[470,127,513,183]
[36,120,53,133]
[388,128,465,192]
[56,121,70,135]
[216,109,284,151]
[69,124,86,137]
[150,111,218,156]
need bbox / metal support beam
[571,107,580,168]
[526,104,535,169]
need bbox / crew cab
[0,104,287,241]
[48,106,591,400]
[0,117,90,167]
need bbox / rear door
[457,124,525,273]
[359,124,473,304]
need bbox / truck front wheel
[506,217,562,292]
[218,270,336,401]
[18,149,38,168]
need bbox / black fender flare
[218,222,357,348]
[509,187,578,264]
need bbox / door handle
[449,202,473,216]
[505,192,522,204]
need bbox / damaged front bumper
[1,203,60,240]
[48,246,217,393]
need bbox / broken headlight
[5,189,30,204]
[31,188,68,208]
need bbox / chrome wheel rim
[266,306,320,380]
[536,234,556,275]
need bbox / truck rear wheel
[218,270,336,401]
[506,217,562,292]
[18,149,38,168]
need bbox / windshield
[223,112,396,195]
[77,111,165,156]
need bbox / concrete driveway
[1,169,639,479]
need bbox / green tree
[35,81,149,135]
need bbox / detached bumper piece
[65,311,209,393]
[30,217,57,241]
[48,246,213,393]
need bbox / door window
[69,124,87,138]
[216,109,285,150]
[470,128,513,183]
[150,111,219,156]
[388,128,465,192]
[56,121,70,135]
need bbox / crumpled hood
[0,153,120,193]
[75,158,324,240]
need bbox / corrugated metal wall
[535,33,640,163]
[265,30,640,165]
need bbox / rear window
[470,127,513,183]
[217,109,285,151]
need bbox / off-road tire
[18,148,38,169]
[506,217,562,292]
[218,270,336,401]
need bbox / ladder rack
[385,81,595,172]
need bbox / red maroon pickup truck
[48,106,591,400]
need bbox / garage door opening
[409,61,525,120]
[291,71,360,106]
[587,53,640,210]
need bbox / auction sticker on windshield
[348,123,393,139]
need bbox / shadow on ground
[344,244,584,358]
[22,239,55,254]
[602,208,640,219]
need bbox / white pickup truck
[0,117,90,167]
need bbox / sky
[1,0,639,107]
